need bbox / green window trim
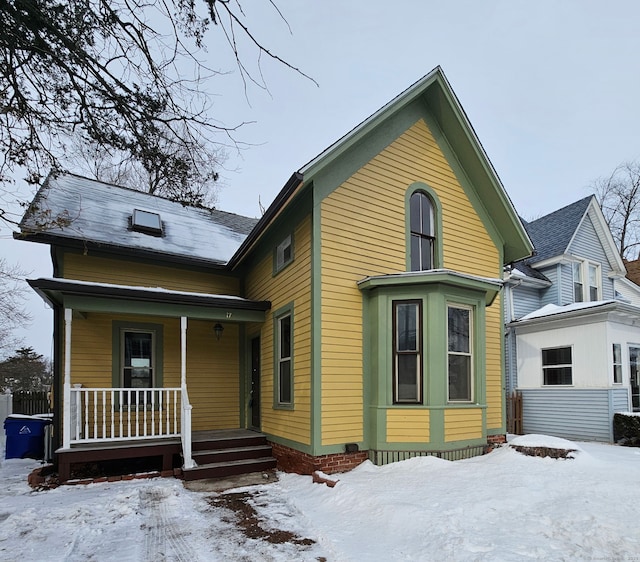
[273,303,294,410]
[405,183,443,272]
[273,233,294,275]
[392,299,423,404]
[112,321,164,390]
[447,303,474,403]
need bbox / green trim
[358,270,501,305]
[272,302,294,410]
[111,321,164,389]
[62,295,267,323]
[311,101,426,205]
[361,278,489,451]
[404,183,444,271]
[300,68,531,265]
[272,232,295,276]
[311,197,323,454]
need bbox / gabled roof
[17,173,257,267]
[519,195,626,276]
[230,66,533,267]
[524,196,592,264]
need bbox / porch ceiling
[28,278,271,322]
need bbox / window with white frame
[572,260,601,302]
[613,343,623,384]
[447,304,473,402]
[392,300,422,403]
[542,346,572,385]
[276,313,292,405]
[572,262,583,302]
[588,263,600,301]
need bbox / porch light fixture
[214,323,224,341]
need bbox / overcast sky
[3,1,640,357]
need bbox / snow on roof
[517,300,617,321]
[34,277,249,301]
[20,173,258,265]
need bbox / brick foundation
[270,441,368,475]
[487,434,507,447]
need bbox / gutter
[227,172,304,270]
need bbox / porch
[28,277,272,482]
[56,428,276,483]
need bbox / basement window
[132,209,163,236]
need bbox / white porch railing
[68,387,182,444]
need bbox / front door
[629,345,640,412]
[250,337,261,429]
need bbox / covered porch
[29,278,271,481]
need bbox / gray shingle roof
[19,173,258,266]
[523,195,593,264]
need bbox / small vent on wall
[132,209,163,236]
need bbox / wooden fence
[12,390,51,415]
[506,390,523,435]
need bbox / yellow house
[18,67,532,482]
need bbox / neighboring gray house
[505,196,640,442]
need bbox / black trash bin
[4,415,52,460]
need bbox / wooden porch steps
[182,430,277,482]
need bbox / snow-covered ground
[1,436,639,561]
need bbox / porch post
[62,308,72,449]
[180,316,195,469]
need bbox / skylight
[132,209,162,235]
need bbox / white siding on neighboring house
[516,320,610,389]
[615,278,640,307]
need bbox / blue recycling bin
[4,415,52,460]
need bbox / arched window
[410,191,435,271]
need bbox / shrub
[613,413,640,445]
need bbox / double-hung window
[573,263,583,302]
[447,305,473,402]
[613,343,623,384]
[542,346,572,385]
[122,329,154,404]
[410,192,435,271]
[573,260,601,302]
[393,300,422,403]
[277,313,292,405]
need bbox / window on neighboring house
[276,313,292,405]
[393,300,422,403]
[275,234,293,273]
[588,263,600,301]
[410,191,435,271]
[447,304,473,402]
[613,343,623,384]
[542,346,573,385]
[573,262,583,302]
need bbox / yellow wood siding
[485,297,503,430]
[444,408,483,442]
[320,119,501,445]
[386,410,430,443]
[244,215,312,445]
[63,253,239,295]
[67,313,240,431]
